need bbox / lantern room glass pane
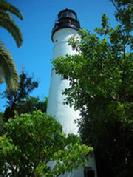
[59,11,76,19]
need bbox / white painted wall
[47,28,80,135]
[47,28,97,177]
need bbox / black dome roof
[51,8,80,41]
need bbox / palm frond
[0,42,18,91]
[0,11,23,47]
[0,0,23,20]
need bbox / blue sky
[0,0,117,111]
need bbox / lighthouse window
[60,12,75,19]
[84,167,95,177]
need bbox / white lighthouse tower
[47,9,97,177]
[47,9,80,135]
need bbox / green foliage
[0,0,23,90]
[3,72,47,120]
[14,96,48,115]
[111,0,133,32]
[0,135,18,175]
[0,0,23,47]
[111,0,133,51]
[0,111,91,177]
[53,1,133,177]
[54,30,133,105]
[0,112,4,135]
[0,42,18,91]
[0,135,18,160]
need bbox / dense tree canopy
[53,0,133,177]
[3,72,47,120]
[0,111,92,177]
[111,0,133,33]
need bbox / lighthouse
[47,8,80,135]
[47,8,97,177]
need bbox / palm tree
[0,0,23,90]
